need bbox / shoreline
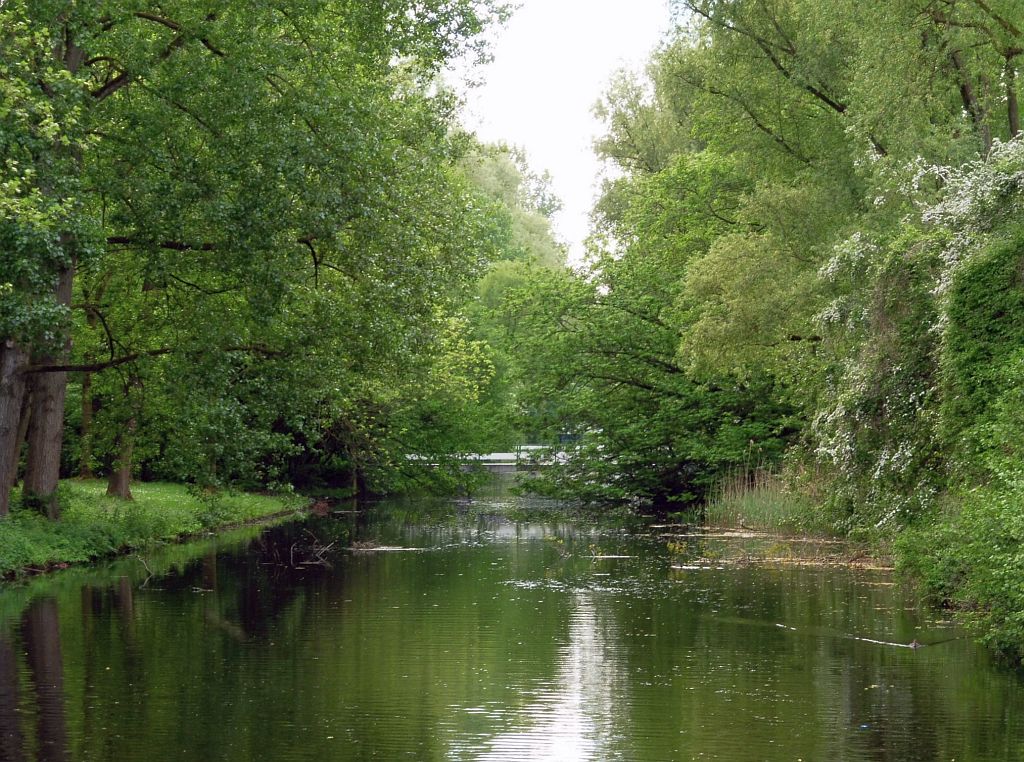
[0,480,311,581]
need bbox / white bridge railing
[408,446,566,472]
[459,445,566,472]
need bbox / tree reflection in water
[0,630,24,762]
[22,597,68,762]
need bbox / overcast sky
[451,1,674,264]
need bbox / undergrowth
[897,484,1024,664]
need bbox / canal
[1,485,1022,760]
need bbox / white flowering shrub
[915,138,1024,296]
[808,138,1024,532]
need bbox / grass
[0,479,305,578]
[703,468,831,535]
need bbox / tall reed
[704,467,824,534]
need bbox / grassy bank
[0,480,305,578]
[705,470,1024,662]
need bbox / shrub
[897,486,1024,662]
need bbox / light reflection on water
[473,592,613,761]
[0,488,1022,761]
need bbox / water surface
[1,490,1022,761]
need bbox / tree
[506,152,798,506]
[0,0,508,515]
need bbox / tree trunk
[106,373,141,500]
[1007,58,1020,138]
[13,388,32,489]
[0,340,29,517]
[105,415,136,500]
[79,370,94,478]
[23,264,74,520]
[951,49,993,154]
[21,26,86,518]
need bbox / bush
[942,226,1024,474]
[897,485,1024,662]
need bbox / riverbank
[0,480,306,579]
[703,472,1024,663]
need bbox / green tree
[508,151,799,506]
[0,0,507,515]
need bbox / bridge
[461,445,565,473]
[409,446,564,473]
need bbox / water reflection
[21,598,68,762]
[477,592,618,761]
[0,495,1021,761]
[0,632,23,762]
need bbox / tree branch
[135,82,222,135]
[676,69,813,164]
[91,70,133,101]
[80,302,120,362]
[25,345,283,374]
[26,348,173,374]
[684,2,889,156]
[586,373,690,400]
[949,48,993,153]
[106,236,216,251]
[167,273,239,296]
[969,0,1022,38]
[133,12,226,57]
[300,236,320,288]
[584,347,683,374]
[133,11,181,32]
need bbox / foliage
[897,483,1024,661]
[6,0,1024,659]
[1,0,537,509]
[942,227,1024,462]
[881,144,1024,657]
[495,0,1024,656]
[508,252,798,508]
[810,229,946,532]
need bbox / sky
[451,0,675,264]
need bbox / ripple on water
[0,496,1021,762]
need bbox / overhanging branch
[25,344,284,374]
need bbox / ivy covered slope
[502,0,1024,659]
[0,0,576,525]
[896,145,1024,660]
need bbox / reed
[704,468,826,535]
